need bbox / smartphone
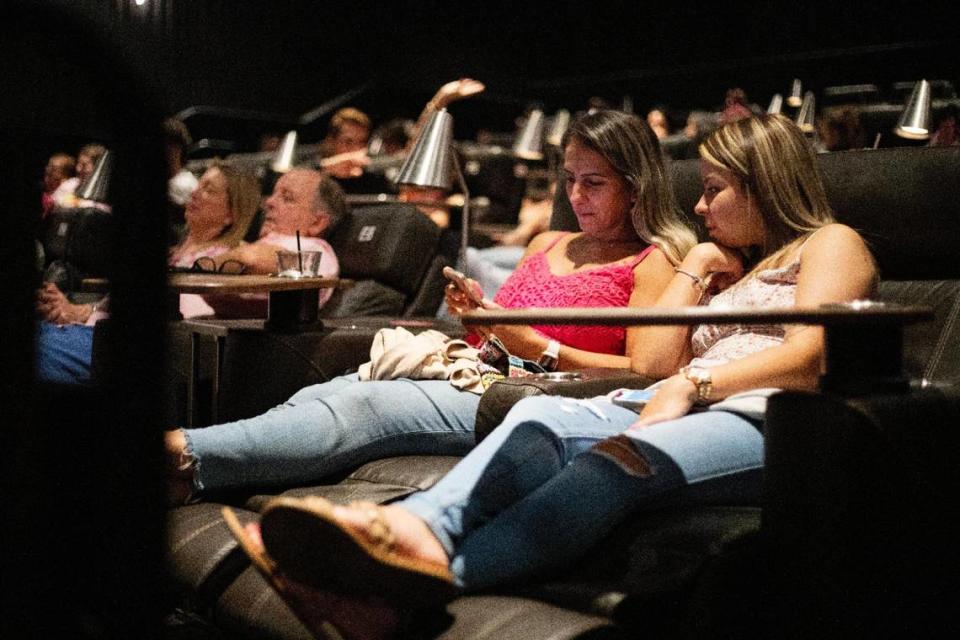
[610,388,656,411]
[442,266,485,305]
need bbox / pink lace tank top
[492,234,656,355]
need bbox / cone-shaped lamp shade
[546,109,571,147]
[767,93,784,115]
[77,149,112,203]
[796,91,816,133]
[787,78,803,107]
[395,109,455,190]
[895,79,932,140]
[512,109,545,160]
[271,130,299,173]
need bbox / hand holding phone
[443,266,485,306]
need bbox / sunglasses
[190,257,247,275]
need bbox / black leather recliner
[39,205,114,293]
[166,145,960,639]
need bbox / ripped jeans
[400,394,763,590]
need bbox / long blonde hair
[562,110,697,264]
[209,161,261,247]
[698,114,835,272]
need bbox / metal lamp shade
[271,130,298,173]
[787,78,803,107]
[77,149,112,203]
[895,79,932,140]
[512,109,545,160]
[767,93,784,115]
[394,108,455,190]
[546,109,571,147]
[796,91,816,133]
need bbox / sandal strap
[347,501,396,551]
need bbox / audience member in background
[929,105,959,147]
[816,106,866,152]
[196,167,343,317]
[585,96,612,115]
[646,106,672,140]
[719,87,757,124]
[681,110,721,158]
[258,131,283,153]
[369,118,415,157]
[40,152,75,218]
[239,115,878,639]
[318,107,373,181]
[211,168,342,275]
[35,163,261,384]
[53,143,107,207]
[165,117,200,241]
[164,110,697,508]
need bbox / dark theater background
[1,1,958,638]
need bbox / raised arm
[635,224,877,426]
[412,78,486,140]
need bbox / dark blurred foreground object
[2,3,169,638]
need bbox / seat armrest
[763,388,960,637]
[475,368,655,442]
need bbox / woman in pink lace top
[245,115,878,634]
[448,109,697,369]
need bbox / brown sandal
[259,496,458,606]
[222,507,399,640]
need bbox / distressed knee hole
[590,435,654,477]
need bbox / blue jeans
[182,374,479,493]
[401,394,764,590]
[35,322,94,385]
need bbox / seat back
[878,280,960,388]
[39,205,114,290]
[321,202,448,317]
[553,145,960,282]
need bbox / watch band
[538,340,561,372]
[680,365,713,404]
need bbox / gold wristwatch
[680,365,713,405]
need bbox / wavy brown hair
[562,110,697,264]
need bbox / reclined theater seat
[39,205,114,293]
[166,145,960,639]
[320,201,451,318]
[160,200,456,425]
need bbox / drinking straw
[296,230,303,272]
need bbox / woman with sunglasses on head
[237,114,878,640]
[35,162,260,384]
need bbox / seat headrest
[325,203,441,296]
[554,146,960,281]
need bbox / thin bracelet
[674,267,707,291]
